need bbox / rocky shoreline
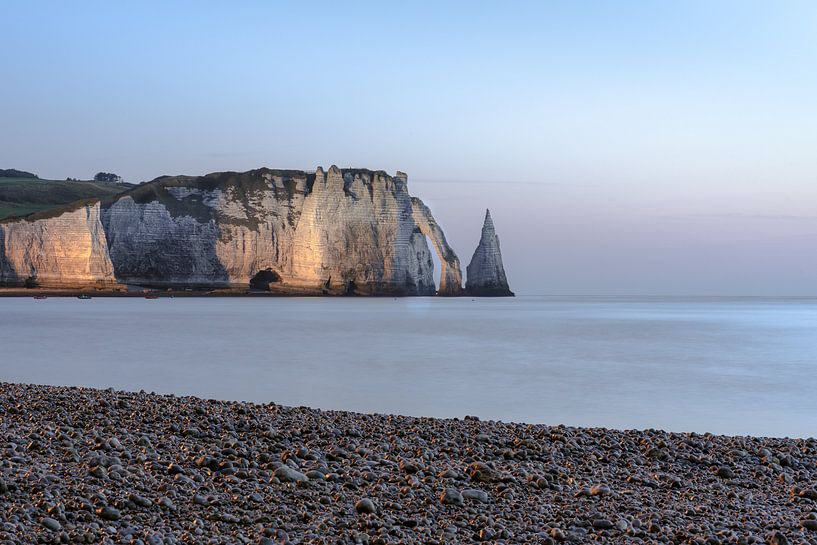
[0,288,437,298]
[1,383,815,545]
[0,288,367,298]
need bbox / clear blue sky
[2,1,817,294]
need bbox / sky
[2,1,817,295]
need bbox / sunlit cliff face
[0,203,115,287]
[0,167,474,295]
[288,166,458,294]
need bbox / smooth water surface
[1,296,815,437]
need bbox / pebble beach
[1,382,816,545]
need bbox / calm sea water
[0,296,815,438]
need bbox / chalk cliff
[0,166,472,295]
[0,202,116,287]
[410,197,463,296]
[465,209,514,296]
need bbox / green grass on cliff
[120,169,314,230]
[0,178,134,221]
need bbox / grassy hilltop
[0,174,133,220]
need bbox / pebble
[592,518,614,530]
[1,382,815,545]
[97,505,122,520]
[589,484,612,496]
[468,462,496,483]
[440,488,464,506]
[41,517,61,531]
[129,494,152,508]
[716,466,736,479]
[461,488,489,503]
[354,498,377,514]
[274,466,309,483]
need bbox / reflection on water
[1,296,815,437]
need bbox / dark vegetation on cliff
[115,169,314,230]
[0,177,133,221]
[1,167,404,224]
[0,169,38,179]
[113,167,393,229]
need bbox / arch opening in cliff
[410,197,463,296]
[424,234,442,292]
[249,268,281,291]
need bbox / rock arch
[410,197,463,295]
[249,268,281,291]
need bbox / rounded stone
[440,488,464,506]
[96,506,121,521]
[274,466,308,483]
[41,517,61,531]
[354,498,377,515]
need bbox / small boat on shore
[33,295,47,300]
[77,294,92,300]
[145,295,159,300]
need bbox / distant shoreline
[0,381,814,543]
[0,287,456,298]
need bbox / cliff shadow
[0,230,18,285]
[102,198,232,288]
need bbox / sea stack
[465,209,514,296]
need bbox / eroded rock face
[410,197,463,296]
[0,167,474,295]
[0,202,116,287]
[97,167,448,295]
[103,197,228,286]
[465,209,513,296]
[288,167,437,295]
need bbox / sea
[1,296,815,438]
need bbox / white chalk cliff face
[0,202,116,287]
[465,209,514,296]
[0,166,469,295]
[287,168,437,294]
[410,197,463,296]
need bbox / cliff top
[0,168,37,179]
[0,178,133,222]
[0,166,407,225]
